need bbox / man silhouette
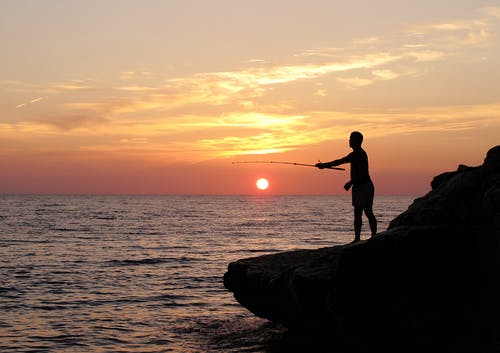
[316,131,377,243]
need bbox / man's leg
[364,205,377,237]
[354,206,363,242]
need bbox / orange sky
[1,1,499,195]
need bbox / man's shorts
[352,180,375,208]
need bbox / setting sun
[256,178,269,190]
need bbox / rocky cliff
[224,146,500,351]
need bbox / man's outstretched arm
[315,155,350,169]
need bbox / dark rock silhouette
[224,146,500,352]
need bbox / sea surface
[0,195,413,352]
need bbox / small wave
[124,231,165,236]
[246,249,283,253]
[0,286,23,294]
[2,239,52,244]
[0,286,24,299]
[227,248,283,255]
[29,293,193,310]
[236,220,281,228]
[28,333,89,346]
[237,221,262,227]
[92,325,134,333]
[31,304,69,311]
[95,215,118,220]
[106,256,195,266]
[107,258,167,266]
[39,203,66,207]
[51,228,81,232]
[146,338,173,345]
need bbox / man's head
[349,131,363,148]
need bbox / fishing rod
[231,160,345,171]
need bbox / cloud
[118,137,150,144]
[170,103,500,159]
[372,69,399,80]
[482,6,500,19]
[117,85,160,92]
[3,101,499,162]
[120,70,153,80]
[352,36,381,45]
[90,51,411,111]
[36,114,110,131]
[315,89,327,97]
[4,5,500,163]
[294,47,345,58]
[15,97,44,109]
[230,103,500,157]
[9,12,482,121]
[407,50,444,62]
[50,80,96,91]
[1,79,97,95]
[408,19,488,35]
[198,126,325,157]
[0,80,38,93]
[336,77,374,89]
[311,103,500,137]
[404,8,498,49]
[178,112,306,129]
[243,59,267,64]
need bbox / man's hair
[350,131,363,146]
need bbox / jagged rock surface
[224,146,500,350]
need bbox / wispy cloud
[405,7,499,49]
[50,80,96,92]
[372,69,399,80]
[1,79,97,96]
[0,80,39,94]
[120,70,153,80]
[9,6,495,121]
[336,77,374,89]
[3,101,499,161]
[197,102,500,158]
[38,115,110,131]
[117,85,161,92]
[63,49,431,115]
[15,97,44,109]
[293,47,345,58]
[3,5,499,162]
[482,6,500,19]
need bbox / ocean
[0,195,413,352]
